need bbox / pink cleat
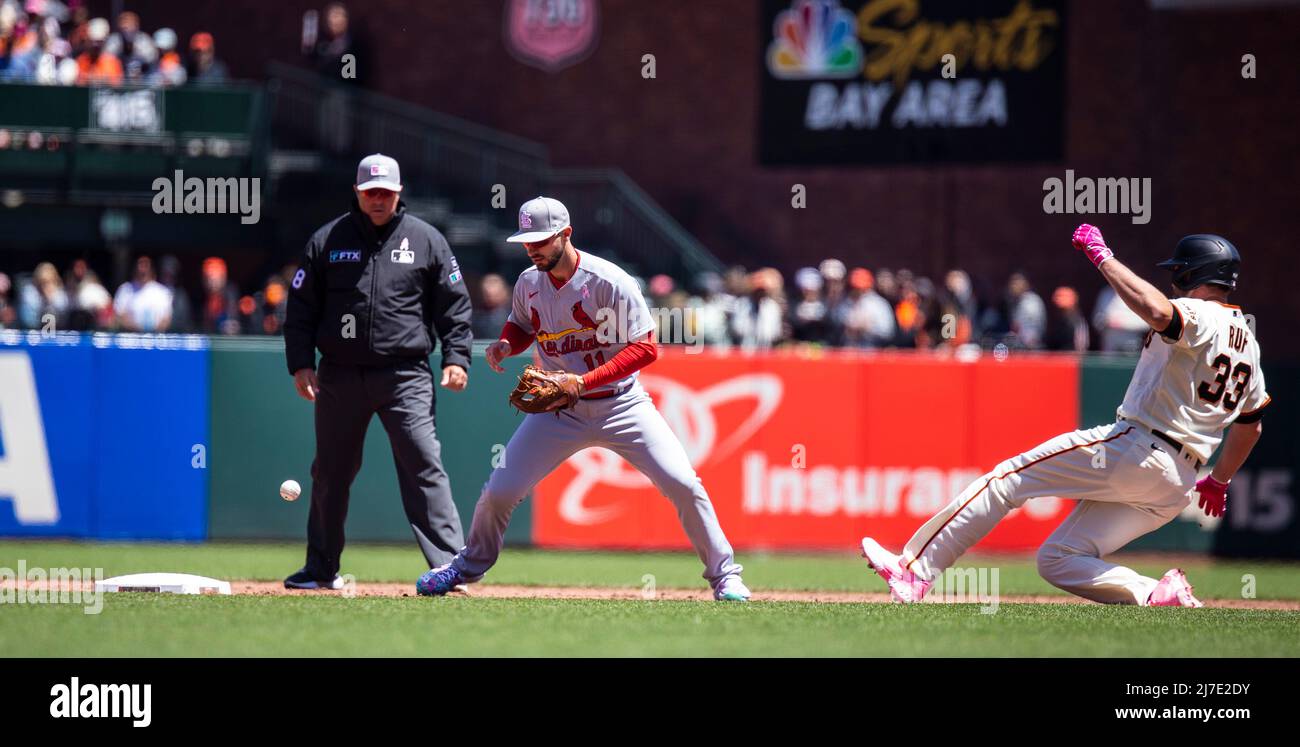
[860,537,931,603]
[1147,569,1205,608]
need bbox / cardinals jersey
[1117,297,1269,463]
[508,251,655,394]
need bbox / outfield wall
[206,338,532,546]
[534,351,1082,551]
[0,333,209,540]
[0,335,1294,556]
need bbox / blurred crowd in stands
[0,256,1149,353]
[0,0,363,87]
[0,0,227,86]
[301,2,366,85]
[482,259,1147,353]
[0,257,293,336]
[659,261,1147,352]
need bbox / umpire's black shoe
[284,568,346,590]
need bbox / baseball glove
[509,365,583,414]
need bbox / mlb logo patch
[392,237,414,264]
[329,250,362,263]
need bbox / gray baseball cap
[356,154,402,192]
[508,196,570,243]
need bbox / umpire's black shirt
[284,199,472,373]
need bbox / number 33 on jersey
[1120,297,1269,465]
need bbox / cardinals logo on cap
[519,210,534,229]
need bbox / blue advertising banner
[0,332,209,540]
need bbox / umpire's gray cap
[356,154,402,192]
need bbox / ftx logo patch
[329,250,362,263]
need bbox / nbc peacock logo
[767,0,864,80]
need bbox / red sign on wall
[533,351,1081,552]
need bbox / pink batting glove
[1195,475,1229,518]
[1072,224,1114,268]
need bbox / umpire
[282,153,472,589]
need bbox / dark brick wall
[103,0,1299,348]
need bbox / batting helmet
[1157,234,1241,291]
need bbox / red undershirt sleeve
[500,320,535,356]
[582,334,657,390]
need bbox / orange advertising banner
[533,350,1081,552]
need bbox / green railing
[265,62,548,197]
[0,81,268,204]
[265,62,723,279]
[551,168,724,278]
[0,71,725,278]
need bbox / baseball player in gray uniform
[417,197,750,601]
[862,225,1268,607]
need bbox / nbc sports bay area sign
[759,0,1067,165]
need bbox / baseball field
[4,540,1299,657]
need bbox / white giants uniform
[1117,298,1268,464]
[898,297,1269,605]
[450,251,743,590]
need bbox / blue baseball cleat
[416,564,464,596]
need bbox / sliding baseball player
[862,225,1268,606]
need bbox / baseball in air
[279,479,302,502]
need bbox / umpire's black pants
[303,356,464,579]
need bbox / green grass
[5,592,1298,657]
[2,541,1298,657]
[4,540,1300,598]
